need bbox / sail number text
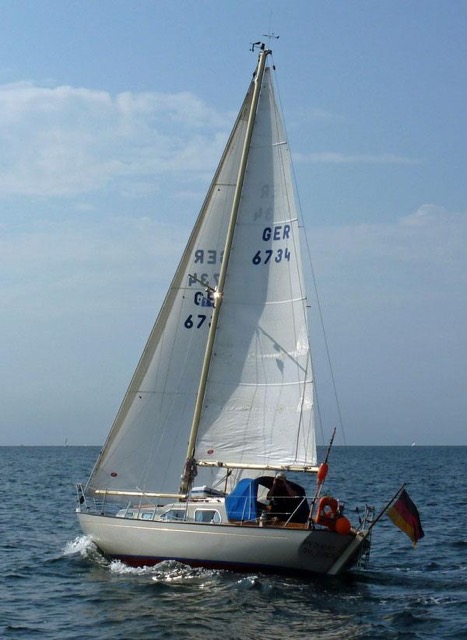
[184,314,209,329]
[253,225,292,265]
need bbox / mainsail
[85,62,316,500]
[196,68,315,471]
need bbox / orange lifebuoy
[335,515,351,535]
[315,496,338,529]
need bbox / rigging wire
[302,231,348,446]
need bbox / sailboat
[76,43,373,576]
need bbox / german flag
[387,489,424,546]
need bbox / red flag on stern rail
[387,489,425,546]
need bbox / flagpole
[364,482,406,535]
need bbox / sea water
[0,445,465,639]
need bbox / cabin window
[194,509,221,524]
[160,509,186,521]
[140,511,155,520]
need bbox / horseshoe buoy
[315,496,339,529]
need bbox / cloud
[312,204,464,258]
[0,80,421,203]
[0,82,229,198]
[306,205,467,444]
[294,107,347,123]
[400,203,450,227]
[307,204,467,317]
[294,151,419,165]
[1,215,186,320]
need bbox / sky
[1,1,466,446]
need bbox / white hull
[77,511,367,576]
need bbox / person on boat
[266,473,309,523]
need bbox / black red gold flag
[387,488,424,546]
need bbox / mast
[180,44,271,494]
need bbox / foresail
[85,82,255,497]
[196,68,316,471]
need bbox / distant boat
[76,43,374,576]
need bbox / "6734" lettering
[252,248,291,265]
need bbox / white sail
[86,84,255,497]
[196,68,316,470]
[85,65,315,499]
